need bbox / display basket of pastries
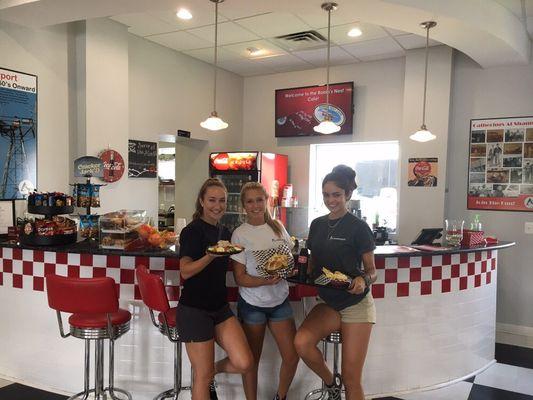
[314,267,353,289]
[136,223,177,250]
[253,242,295,278]
[207,240,244,256]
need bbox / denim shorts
[237,295,294,325]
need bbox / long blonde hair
[240,182,283,238]
[192,178,227,221]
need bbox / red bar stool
[295,284,342,400]
[46,274,132,400]
[136,266,191,400]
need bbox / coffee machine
[347,199,361,219]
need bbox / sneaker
[272,394,286,400]
[209,380,218,400]
[325,373,342,400]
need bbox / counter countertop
[0,240,514,258]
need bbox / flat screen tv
[275,81,354,137]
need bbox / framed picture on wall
[0,67,38,199]
[467,116,533,211]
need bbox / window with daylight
[309,141,399,233]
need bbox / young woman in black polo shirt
[294,165,377,400]
[177,178,253,400]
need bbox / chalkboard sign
[74,156,104,178]
[128,140,157,178]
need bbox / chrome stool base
[154,385,193,400]
[68,387,132,400]
[305,332,343,400]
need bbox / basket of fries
[253,242,295,278]
[314,267,353,289]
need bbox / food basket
[253,242,295,278]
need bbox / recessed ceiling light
[247,47,265,56]
[176,8,192,20]
[347,27,362,37]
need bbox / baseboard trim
[496,323,533,349]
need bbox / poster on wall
[408,158,438,187]
[468,116,533,211]
[0,68,37,199]
[128,139,157,178]
[275,82,354,137]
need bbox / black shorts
[176,303,234,342]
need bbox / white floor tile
[398,381,473,400]
[0,378,13,389]
[474,362,533,396]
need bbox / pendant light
[409,21,437,142]
[200,0,228,131]
[313,2,341,135]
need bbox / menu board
[128,140,157,178]
[275,82,354,137]
[467,116,533,211]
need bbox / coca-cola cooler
[209,152,288,232]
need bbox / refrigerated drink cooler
[209,152,288,232]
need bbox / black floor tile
[372,397,403,400]
[0,383,67,400]
[464,375,476,383]
[468,384,533,400]
[496,343,533,369]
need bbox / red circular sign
[413,161,431,177]
[99,149,125,182]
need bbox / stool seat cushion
[157,307,177,327]
[69,308,131,328]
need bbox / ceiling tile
[222,39,287,59]
[292,46,358,67]
[383,26,411,36]
[318,22,389,46]
[110,13,175,36]
[218,59,276,77]
[341,37,404,60]
[394,34,440,50]
[187,21,260,45]
[149,9,228,30]
[250,54,313,73]
[146,31,214,51]
[296,11,362,29]
[234,13,311,38]
[182,47,241,63]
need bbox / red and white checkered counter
[0,241,515,399]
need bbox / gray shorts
[176,303,234,342]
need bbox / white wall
[128,34,243,222]
[243,56,405,209]
[447,51,533,331]
[0,21,70,195]
[242,46,453,243]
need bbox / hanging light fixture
[200,0,228,131]
[410,21,437,142]
[313,2,341,135]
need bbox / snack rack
[20,202,77,246]
[70,177,105,239]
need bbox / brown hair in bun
[322,164,357,199]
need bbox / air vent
[272,30,327,52]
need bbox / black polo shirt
[178,218,231,311]
[308,212,376,311]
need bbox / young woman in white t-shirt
[230,182,299,400]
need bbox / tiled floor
[373,344,533,400]
[0,344,532,399]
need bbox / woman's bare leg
[269,318,299,398]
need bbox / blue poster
[0,68,37,199]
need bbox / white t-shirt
[230,222,293,308]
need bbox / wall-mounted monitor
[275,81,354,137]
